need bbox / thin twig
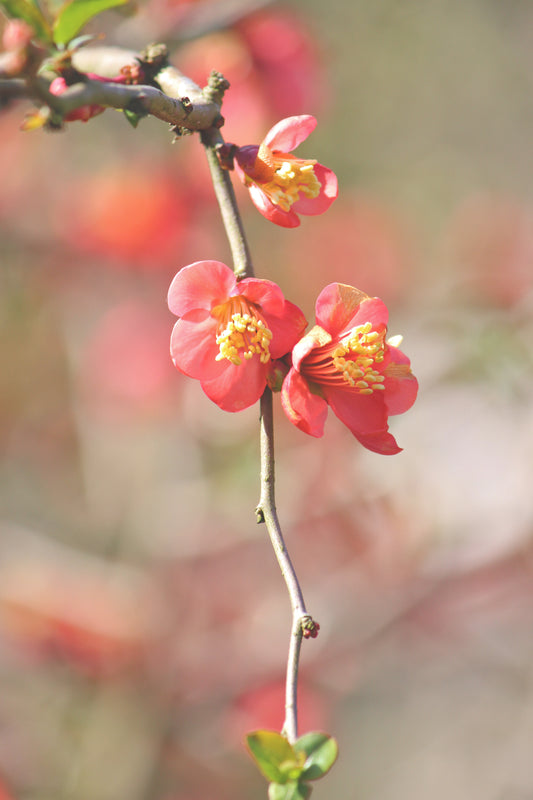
[201,126,254,280]
[257,388,318,743]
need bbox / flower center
[211,295,273,366]
[251,144,321,212]
[332,322,387,394]
[302,322,388,395]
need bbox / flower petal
[170,313,223,381]
[291,325,331,371]
[201,357,267,411]
[352,429,402,455]
[314,284,373,336]
[263,115,317,153]
[264,299,308,359]
[326,386,402,454]
[325,386,389,439]
[248,183,300,228]
[292,164,338,216]
[384,347,419,415]
[168,261,236,316]
[281,368,328,437]
[236,277,286,315]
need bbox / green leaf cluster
[52,0,129,46]
[247,730,338,800]
[0,0,130,48]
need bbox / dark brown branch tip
[216,141,236,170]
[300,616,320,639]
[181,96,193,115]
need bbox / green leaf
[53,0,129,45]
[1,0,53,43]
[268,782,312,800]
[294,733,339,781]
[123,108,143,128]
[246,731,298,784]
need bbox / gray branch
[0,46,225,130]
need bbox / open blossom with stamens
[233,115,338,228]
[168,261,307,411]
[281,283,418,454]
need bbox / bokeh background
[2,0,533,798]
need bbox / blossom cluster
[168,115,418,455]
[168,114,418,455]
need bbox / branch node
[300,615,320,640]
[203,69,230,106]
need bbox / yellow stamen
[212,297,273,366]
[249,145,322,212]
[332,322,387,394]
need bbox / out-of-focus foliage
[1,1,533,799]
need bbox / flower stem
[257,387,318,743]
[201,117,316,743]
[201,128,254,279]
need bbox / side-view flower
[168,260,307,411]
[281,283,418,454]
[233,115,338,228]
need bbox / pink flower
[168,261,307,411]
[233,115,338,228]
[281,283,418,454]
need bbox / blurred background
[1,0,533,798]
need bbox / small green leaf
[246,731,297,784]
[1,0,53,43]
[123,108,143,128]
[294,733,338,781]
[53,0,129,45]
[268,781,312,800]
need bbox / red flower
[168,261,307,411]
[233,115,338,228]
[281,283,418,454]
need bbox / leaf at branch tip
[268,781,312,800]
[1,0,53,43]
[246,731,300,784]
[52,0,130,46]
[294,732,339,781]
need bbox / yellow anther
[332,322,388,394]
[252,153,322,212]
[215,311,272,366]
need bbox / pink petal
[281,368,328,437]
[325,386,389,439]
[263,115,317,152]
[352,430,402,455]
[236,277,286,315]
[291,325,331,371]
[248,184,300,228]
[314,284,373,336]
[292,164,338,216]
[168,261,235,316]
[170,313,224,381]
[264,300,308,359]
[201,357,267,411]
[383,347,419,415]
[346,297,389,334]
